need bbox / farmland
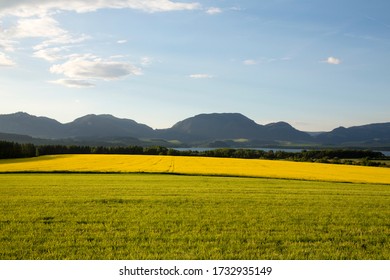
[0,154,389,184]
[0,173,389,259]
[0,155,389,259]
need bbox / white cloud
[243,59,258,65]
[9,16,66,38]
[140,56,153,67]
[0,38,17,52]
[50,54,145,88]
[33,46,68,62]
[206,7,222,15]
[0,1,198,67]
[0,52,15,66]
[50,54,142,81]
[50,79,95,88]
[189,73,213,79]
[0,0,201,18]
[229,6,243,12]
[243,57,292,65]
[0,1,201,86]
[2,15,89,59]
[34,33,89,50]
[31,33,89,63]
[324,56,341,65]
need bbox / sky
[0,0,389,131]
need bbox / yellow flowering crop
[0,154,389,184]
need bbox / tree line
[169,148,387,167]
[0,141,36,159]
[0,141,170,159]
[0,140,387,167]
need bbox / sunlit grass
[0,174,389,259]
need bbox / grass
[1,173,389,260]
[0,154,389,184]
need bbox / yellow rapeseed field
[0,154,389,184]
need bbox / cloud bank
[0,0,201,18]
[0,0,204,87]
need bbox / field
[0,154,389,184]
[1,173,389,259]
[0,155,389,259]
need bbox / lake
[175,147,390,157]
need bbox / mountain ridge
[0,112,389,148]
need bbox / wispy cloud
[0,0,201,87]
[34,33,89,51]
[33,46,69,62]
[189,74,213,79]
[50,54,142,86]
[9,16,66,39]
[0,52,15,66]
[0,0,201,18]
[49,79,95,88]
[243,57,291,66]
[323,56,341,65]
[206,7,222,15]
[243,59,258,65]
[229,6,244,12]
[0,38,17,52]
[364,15,390,29]
[2,15,88,61]
[140,57,153,67]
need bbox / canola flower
[0,154,389,184]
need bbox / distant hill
[0,112,154,139]
[0,112,389,148]
[0,132,36,143]
[315,123,390,146]
[264,121,312,142]
[157,113,263,141]
[157,113,312,143]
[0,112,64,139]
[64,114,155,138]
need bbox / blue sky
[0,0,389,131]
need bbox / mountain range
[0,112,389,148]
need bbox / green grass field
[1,173,389,260]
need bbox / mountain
[264,121,313,142]
[315,122,390,146]
[0,112,154,140]
[0,112,389,148]
[0,112,64,139]
[157,113,264,141]
[64,114,155,138]
[158,113,312,143]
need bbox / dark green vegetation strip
[1,174,389,260]
[1,140,388,168]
